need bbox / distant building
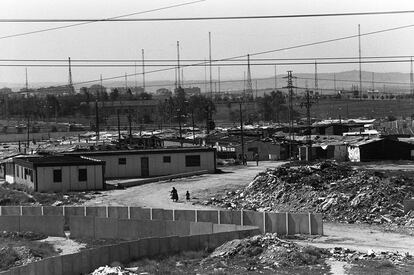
[64,147,216,179]
[7,155,105,192]
[183,87,201,97]
[18,85,75,98]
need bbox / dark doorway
[141,157,149,177]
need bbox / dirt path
[296,223,414,255]
[85,161,283,210]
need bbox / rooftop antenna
[25,68,28,91]
[358,24,363,100]
[142,49,145,92]
[68,57,74,93]
[176,41,181,88]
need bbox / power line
[2,59,413,67]
[2,10,414,22]
[1,55,413,62]
[0,0,205,40]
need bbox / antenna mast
[358,24,363,99]
[142,49,146,92]
[177,41,181,88]
[68,57,74,93]
[246,54,253,98]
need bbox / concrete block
[198,234,210,250]
[80,249,92,274]
[242,211,264,233]
[69,216,95,239]
[137,220,166,238]
[21,206,42,216]
[0,216,20,232]
[158,236,173,255]
[91,246,110,269]
[137,238,150,257]
[174,210,195,222]
[61,253,74,275]
[118,219,139,240]
[237,228,260,239]
[187,235,200,251]
[310,213,323,235]
[178,235,189,252]
[34,216,64,236]
[265,212,287,235]
[128,240,141,260]
[95,218,118,239]
[44,256,63,275]
[165,220,190,237]
[85,206,107,218]
[119,242,131,263]
[130,207,151,220]
[152,208,173,221]
[65,206,85,217]
[17,263,35,275]
[33,258,47,275]
[108,206,128,219]
[190,222,213,235]
[43,206,63,216]
[196,210,219,223]
[170,236,180,254]
[288,213,309,235]
[0,206,20,215]
[404,199,414,214]
[219,210,241,225]
[70,252,84,275]
[213,223,236,233]
[208,232,228,249]
[147,237,160,256]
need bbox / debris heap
[203,161,414,225]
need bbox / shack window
[24,168,27,180]
[16,166,19,177]
[78,168,87,182]
[53,169,62,183]
[163,156,171,163]
[185,155,200,167]
[118,158,127,165]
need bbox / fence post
[195,210,198,223]
[0,206,2,216]
[308,213,312,235]
[217,210,221,224]
[172,209,175,221]
[285,212,289,236]
[128,206,131,219]
[263,211,266,233]
[83,206,87,217]
[63,206,65,217]
[20,205,23,216]
[41,206,44,216]
[105,205,109,218]
[150,208,153,220]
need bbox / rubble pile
[207,234,412,269]
[203,161,414,225]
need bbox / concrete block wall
[1,228,260,275]
[0,206,324,236]
[0,215,65,237]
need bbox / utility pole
[208,32,213,99]
[246,54,253,98]
[117,109,121,141]
[25,68,28,91]
[191,109,195,145]
[124,73,128,92]
[218,66,221,94]
[300,89,317,160]
[358,24,363,100]
[95,100,99,142]
[68,57,74,93]
[314,61,318,96]
[274,65,277,91]
[142,49,145,92]
[177,41,181,88]
[239,102,245,165]
[283,71,296,159]
[333,73,337,94]
[371,72,375,91]
[128,110,132,144]
[410,57,413,97]
[134,61,137,88]
[204,58,207,93]
[26,115,30,149]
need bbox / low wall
[0,215,65,237]
[0,206,324,235]
[0,228,260,275]
[404,199,414,213]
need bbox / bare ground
[84,161,414,256]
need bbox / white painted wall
[14,164,35,189]
[87,151,215,179]
[36,165,103,192]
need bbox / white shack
[13,155,105,192]
[64,147,216,179]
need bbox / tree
[110,88,119,101]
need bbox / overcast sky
[0,0,413,87]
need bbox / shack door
[141,157,149,177]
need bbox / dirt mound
[202,161,414,225]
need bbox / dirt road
[85,161,283,210]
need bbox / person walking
[170,187,178,202]
[254,153,259,166]
[185,190,191,202]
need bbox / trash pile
[328,247,411,264]
[90,266,139,275]
[202,161,414,225]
